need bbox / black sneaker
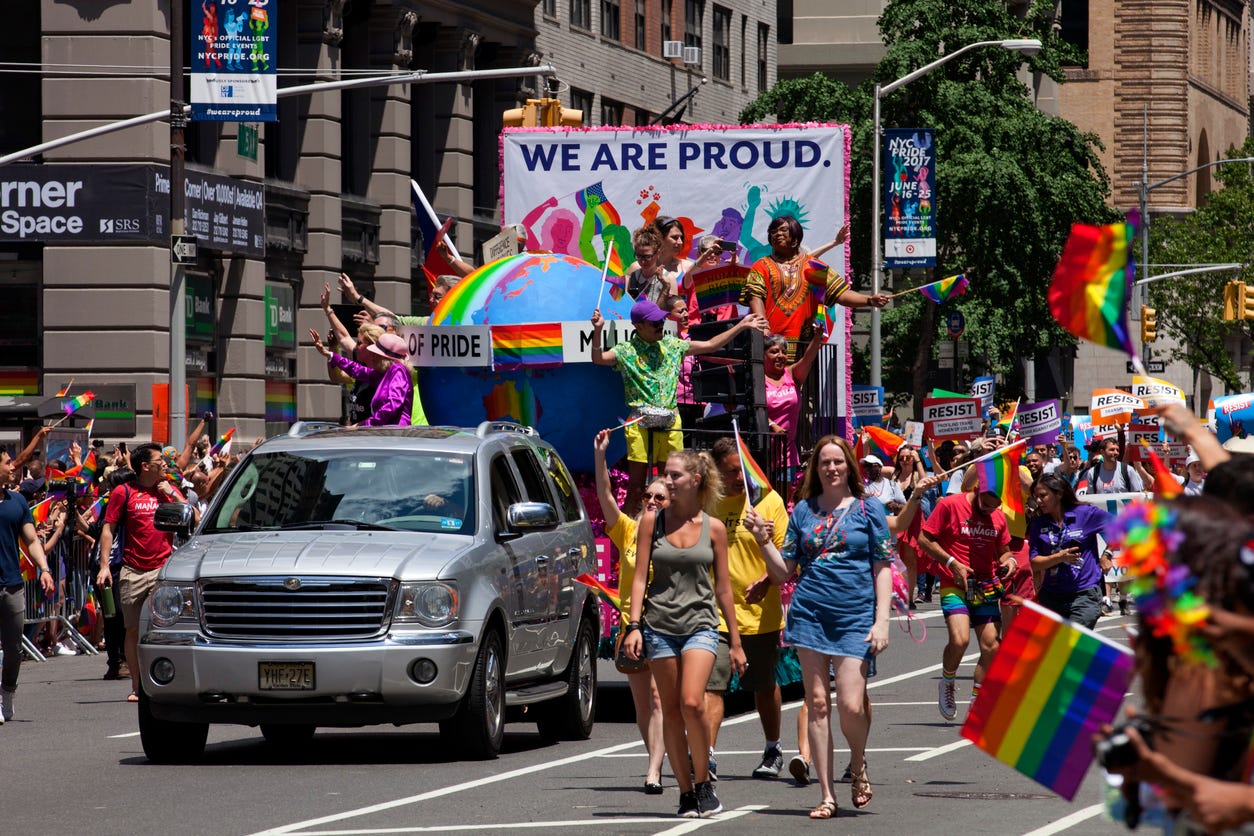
[752,746,784,778]
[788,754,811,786]
[677,790,700,818]
[696,781,723,816]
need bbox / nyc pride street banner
[191,1,277,121]
[501,123,853,431]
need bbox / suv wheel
[536,615,597,741]
[138,690,209,764]
[440,629,505,759]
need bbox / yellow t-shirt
[712,489,789,635]
[606,514,639,623]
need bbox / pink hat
[367,332,409,361]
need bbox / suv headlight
[396,582,459,627]
[150,584,197,628]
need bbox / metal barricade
[21,530,99,662]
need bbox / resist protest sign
[1132,375,1186,408]
[1090,389,1146,426]
[1213,392,1254,443]
[1018,399,1062,447]
[970,375,995,417]
[922,397,982,442]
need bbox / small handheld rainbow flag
[997,399,1020,431]
[30,498,55,526]
[62,389,95,416]
[972,440,1026,516]
[573,573,622,612]
[605,270,627,302]
[19,543,35,582]
[209,427,236,457]
[1048,213,1143,373]
[1140,441,1182,499]
[962,599,1134,800]
[78,449,99,484]
[732,417,772,504]
[54,379,74,397]
[491,323,564,370]
[863,426,904,460]
[917,274,969,304]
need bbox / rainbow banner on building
[491,323,564,370]
[264,381,296,424]
[962,599,1134,800]
[691,263,749,311]
[0,370,39,396]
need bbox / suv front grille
[200,577,396,640]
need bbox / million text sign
[922,397,982,442]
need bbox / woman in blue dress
[747,434,893,819]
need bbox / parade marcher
[746,435,893,818]
[740,216,888,358]
[1080,437,1144,494]
[703,437,790,782]
[625,226,675,304]
[310,329,413,427]
[593,429,668,795]
[0,449,57,723]
[621,450,745,819]
[1177,452,1206,496]
[591,300,766,515]
[763,331,822,475]
[94,443,176,703]
[1027,474,1112,629]
[890,444,929,608]
[917,486,1015,722]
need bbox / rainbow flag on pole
[863,426,904,460]
[962,599,1134,800]
[210,427,236,457]
[491,323,564,370]
[1048,214,1140,368]
[971,439,1026,516]
[732,417,772,504]
[62,390,95,416]
[574,573,622,611]
[917,274,970,304]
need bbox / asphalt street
[3,602,1134,836]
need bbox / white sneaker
[55,642,77,657]
[938,679,957,721]
[1,689,13,722]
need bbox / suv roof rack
[475,420,536,438]
[287,421,345,438]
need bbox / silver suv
[139,422,599,762]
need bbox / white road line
[605,747,930,758]
[247,741,643,836]
[653,805,768,835]
[868,651,980,689]
[903,738,972,761]
[292,819,666,834]
[107,731,140,738]
[1020,803,1105,836]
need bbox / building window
[571,0,591,29]
[601,98,624,126]
[757,22,769,92]
[635,107,652,126]
[571,88,594,124]
[602,0,621,39]
[712,6,731,80]
[740,15,747,87]
[1058,0,1088,61]
[685,0,704,64]
[661,0,672,45]
[635,0,647,50]
[542,0,556,16]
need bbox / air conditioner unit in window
[663,40,684,58]
[683,46,701,65]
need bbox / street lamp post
[869,38,1042,388]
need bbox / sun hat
[860,454,883,466]
[366,332,409,361]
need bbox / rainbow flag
[62,390,95,416]
[79,450,99,484]
[30,498,54,526]
[1141,441,1182,499]
[574,573,622,612]
[917,274,970,304]
[962,599,1134,800]
[210,427,236,456]
[732,417,772,504]
[863,426,904,460]
[605,270,627,302]
[1048,216,1138,359]
[84,417,95,437]
[19,543,36,582]
[491,323,564,370]
[576,183,623,276]
[265,381,296,424]
[0,370,38,396]
[998,400,1020,431]
[483,377,542,426]
[87,495,107,520]
[972,440,1026,516]
[54,380,74,397]
[691,263,749,311]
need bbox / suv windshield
[205,449,474,535]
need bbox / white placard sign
[400,326,493,368]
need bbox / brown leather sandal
[808,799,837,819]
[851,766,873,809]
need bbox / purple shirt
[1027,504,1111,595]
[329,354,413,426]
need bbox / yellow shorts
[624,415,684,463]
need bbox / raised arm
[593,429,623,531]
[687,313,768,356]
[321,283,356,352]
[790,329,826,385]
[590,309,618,366]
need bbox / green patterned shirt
[612,333,687,409]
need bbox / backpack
[1086,461,1131,493]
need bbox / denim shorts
[642,626,719,660]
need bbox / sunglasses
[642,492,667,502]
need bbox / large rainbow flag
[972,440,1026,516]
[491,323,563,370]
[691,263,749,311]
[1048,216,1138,361]
[962,599,1134,800]
[862,426,904,460]
[917,273,969,304]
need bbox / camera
[1095,717,1154,771]
[717,239,736,252]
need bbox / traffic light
[503,98,583,128]
[1224,280,1254,320]
[1140,305,1157,343]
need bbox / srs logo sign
[100,218,142,234]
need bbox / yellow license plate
[258,662,315,691]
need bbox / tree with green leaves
[1147,139,1254,397]
[741,0,1116,409]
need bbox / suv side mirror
[154,502,197,538]
[505,502,559,533]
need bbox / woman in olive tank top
[621,450,745,819]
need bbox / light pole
[869,38,1041,388]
